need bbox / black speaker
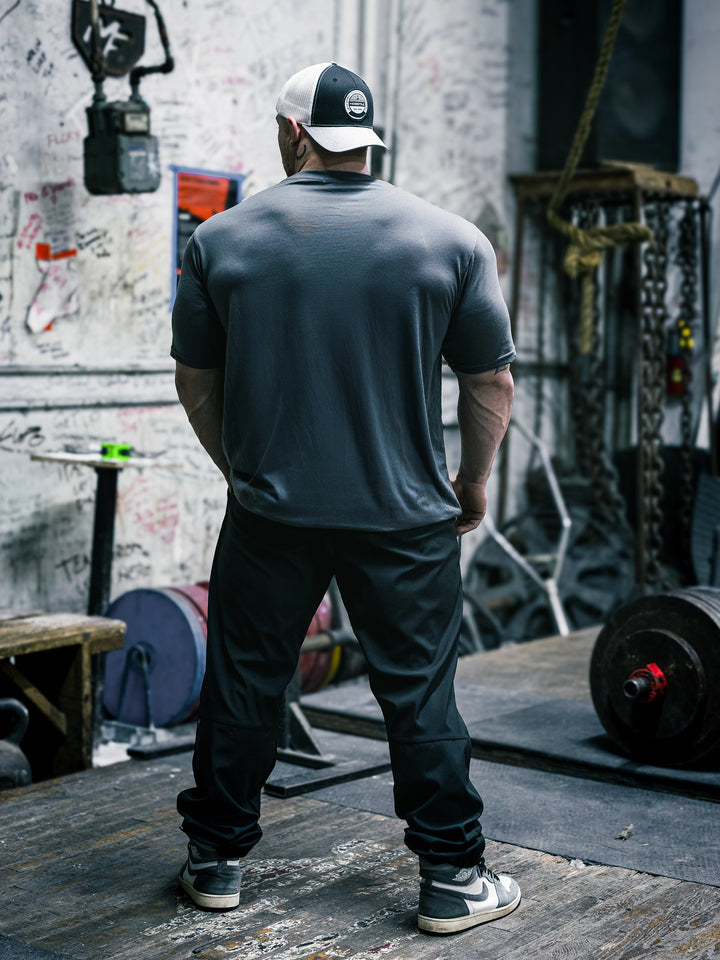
[537,0,682,172]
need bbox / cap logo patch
[344,89,368,121]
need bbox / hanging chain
[568,199,595,478]
[583,197,611,499]
[675,200,699,572]
[639,199,671,588]
[566,195,631,534]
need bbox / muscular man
[171,62,518,935]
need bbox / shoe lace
[480,864,500,884]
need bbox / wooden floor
[2,628,719,960]
[455,625,600,701]
[2,749,719,960]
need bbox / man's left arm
[175,362,230,485]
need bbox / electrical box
[84,97,160,194]
[72,0,173,195]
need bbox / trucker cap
[276,62,387,153]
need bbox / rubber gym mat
[466,696,720,797]
[306,756,720,887]
[302,680,720,799]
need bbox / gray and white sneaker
[178,840,242,910]
[418,859,521,934]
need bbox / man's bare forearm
[456,366,514,483]
[451,366,513,535]
[175,362,231,484]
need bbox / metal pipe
[482,512,547,594]
[386,0,403,185]
[357,0,366,76]
[511,417,572,585]
[300,629,357,653]
[89,0,105,85]
[0,400,178,412]
[0,367,174,375]
[623,675,651,699]
[482,417,572,637]
[544,577,571,637]
[87,467,118,616]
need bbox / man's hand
[451,475,488,536]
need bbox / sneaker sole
[418,890,521,934]
[179,872,240,910]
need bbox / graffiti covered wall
[1,0,718,614]
[0,0,340,613]
[0,0,530,613]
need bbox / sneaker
[417,859,521,934]
[178,840,242,910]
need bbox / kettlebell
[0,698,32,790]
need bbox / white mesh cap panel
[275,62,332,122]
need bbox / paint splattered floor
[2,749,718,960]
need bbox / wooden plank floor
[454,626,601,701]
[2,751,719,960]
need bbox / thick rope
[545,0,653,355]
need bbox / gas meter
[72,0,174,195]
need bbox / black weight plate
[590,589,720,766]
[596,628,705,737]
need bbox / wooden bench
[0,613,126,780]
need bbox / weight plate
[104,587,207,727]
[594,627,706,737]
[590,589,720,765]
[300,593,334,693]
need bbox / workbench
[0,613,126,780]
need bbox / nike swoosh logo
[428,880,490,902]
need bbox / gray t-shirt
[171,170,514,530]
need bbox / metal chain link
[567,196,632,535]
[639,199,671,588]
[676,200,699,571]
[568,199,595,479]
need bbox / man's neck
[294,141,369,176]
[299,157,369,175]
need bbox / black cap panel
[311,63,375,128]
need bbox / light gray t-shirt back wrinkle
[171,170,515,531]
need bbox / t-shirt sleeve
[170,233,227,369]
[442,229,515,374]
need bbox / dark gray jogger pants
[177,495,485,866]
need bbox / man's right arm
[452,365,514,536]
[175,362,231,485]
